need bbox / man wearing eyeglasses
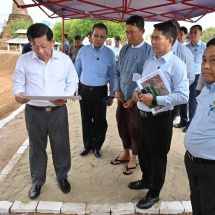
[12,23,79,199]
[111,15,153,175]
[75,23,115,158]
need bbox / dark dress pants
[78,83,108,150]
[25,104,71,185]
[185,153,215,215]
[116,100,138,155]
[137,111,173,196]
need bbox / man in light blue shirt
[75,23,115,158]
[63,34,70,55]
[128,21,189,209]
[184,38,215,215]
[169,20,194,129]
[185,25,206,132]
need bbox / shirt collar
[205,81,215,90]
[172,40,179,54]
[153,50,173,62]
[92,44,105,51]
[131,40,145,48]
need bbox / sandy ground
[0,51,190,204]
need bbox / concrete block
[37,201,63,214]
[61,202,86,215]
[86,203,110,214]
[135,201,160,214]
[22,138,29,146]
[0,201,13,213]
[16,145,28,155]
[181,201,192,213]
[160,201,184,214]
[11,201,38,213]
[1,154,21,175]
[111,202,135,215]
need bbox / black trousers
[137,111,173,197]
[185,153,215,215]
[78,83,108,150]
[25,104,71,185]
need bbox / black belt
[27,104,64,112]
[186,151,215,164]
[80,82,106,90]
[139,110,171,118]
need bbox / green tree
[202,27,215,43]
[8,19,32,38]
[52,19,126,44]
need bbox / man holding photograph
[129,21,189,209]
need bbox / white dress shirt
[12,50,79,107]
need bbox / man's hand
[123,99,134,109]
[50,99,67,106]
[139,93,153,107]
[132,90,141,102]
[106,97,114,107]
[114,90,124,103]
[15,92,30,104]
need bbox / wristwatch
[152,96,157,106]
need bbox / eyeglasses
[31,42,51,51]
[93,34,106,40]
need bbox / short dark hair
[191,24,203,32]
[154,21,177,45]
[92,23,108,34]
[27,23,53,42]
[126,15,145,30]
[87,31,92,36]
[64,33,68,39]
[115,36,121,41]
[180,26,188,34]
[74,35,81,40]
[169,20,180,32]
[207,38,215,47]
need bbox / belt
[186,151,215,164]
[80,82,106,90]
[27,104,63,112]
[139,110,171,118]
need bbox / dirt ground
[0,51,28,172]
[0,51,190,208]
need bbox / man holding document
[129,21,189,209]
[12,23,79,199]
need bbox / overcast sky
[1,0,214,39]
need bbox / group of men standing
[12,13,215,214]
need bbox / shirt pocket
[97,62,108,77]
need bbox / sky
[0,0,215,40]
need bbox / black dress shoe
[59,179,71,193]
[80,148,90,156]
[94,149,102,158]
[174,122,186,128]
[136,195,159,209]
[183,127,187,133]
[29,184,42,199]
[128,179,152,190]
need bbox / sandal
[110,156,130,165]
[123,164,137,175]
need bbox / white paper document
[20,95,82,101]
[136,69,171,115]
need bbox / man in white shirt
[12,23,78,200]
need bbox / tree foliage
[202,27,215,43]
[8,19,32,38]
[52,19,126,44]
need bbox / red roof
[13,0,215,23]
